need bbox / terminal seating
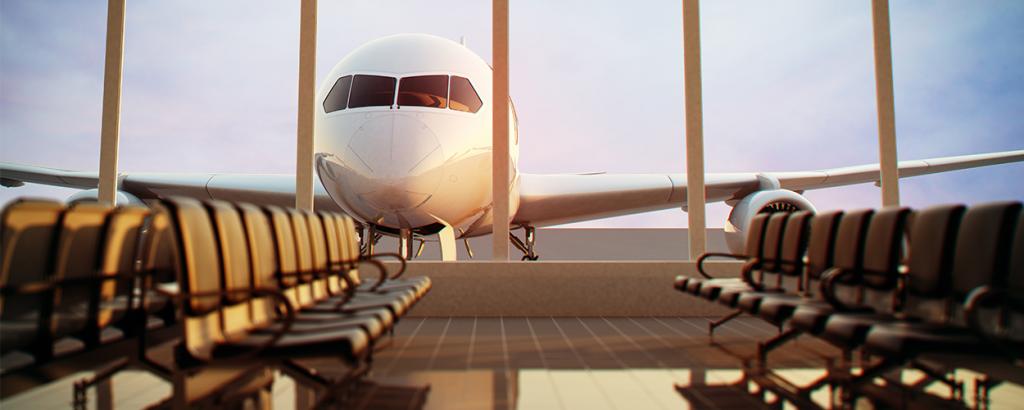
[1,200,180,401]
[675,201,1024,408]
[0,197,430,408]
[674,211,814,336]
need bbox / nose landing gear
[510,226,539,261]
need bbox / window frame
[345,73,399,110]
[395,74,451,110]
[322,75,353,114]
[447,75,483,114]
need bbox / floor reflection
[372,367,1024,410]
[3,317,1023,409]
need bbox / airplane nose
[346,114,445,211]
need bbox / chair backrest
[857,207,910,311]
[950,202,1021,301]
[805,211,843,282]
[318,211,344,294]
[1009,212,1024,309]
[303,210,330,300]
[336,215,363,287]
[904,205,965,301]
[818,210,872,304]
[135,206,181,321]
[1005,212,1024,341]
[760,213,790,273]
[207,200,255,337]
[165,197,225,361]
[860,207,910,288]
[50,203,112,339]
[778,211,812,292]
[831,209,873,273]
[0,199,64,349]
[743,213,771,260]
[287,209,315,306]
[237,203,279,326]
[266,206,301,307]
[341,216,362,263]
[97,205,150,327]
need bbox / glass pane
[449,76,482,113]
[323,75,352,113]
[397,75,448,108]
[348,74,397,108]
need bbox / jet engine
[723,189,816,253]
[66,189,145,206]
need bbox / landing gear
[360,224,382,256]
[399,228,414,260]
[510,226,539,261]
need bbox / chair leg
[909,360,961,400]
[708,310,742,337]
[73,358,129,410]
[841,356,903,404]
[757,328,800,366]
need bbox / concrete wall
[386,260,743,317]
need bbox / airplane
[2,33,1023,261]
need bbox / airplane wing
[513,150,1024,227]
[0,162,342,211]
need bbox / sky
[1,1,1022,228]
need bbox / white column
[295,0,318,211]
[871,0,900,207]
[97,0,126,205]
[683,0,707,259]
[492,0,511,261]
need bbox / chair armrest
[964,286,1021,360]
[696,252,747,279]
[819,268,859,310]
[740,258,764,290]
[356,258,389,291]
[331,273,360,311]
[364,252,407,279]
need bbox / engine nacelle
[724,189,816,254]
[66,189,144,206]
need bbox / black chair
[848,202,1023,405]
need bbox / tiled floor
[3,317,1023,409]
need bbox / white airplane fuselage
[314,34,519,238]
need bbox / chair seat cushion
[864,322,992,358]
[700,279,748,300]
[0,321,38,353]
[297,306,394,330]
[361,277,431,298]
[736,290,784,314]
[309,296,407,317]
[214,326,369,360]
[788,301,837,334]
[716,287,749,307]
[756,295,806,325]
[261,314,385,339]
[360,288,416,307]
[673,275,691,292]
[820,312,896,349]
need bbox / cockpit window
[397,75,448,108]
[323,75,352,113]
[348,75,397,108]
[449,76,482,113]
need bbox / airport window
[449,76,482,113]
[348,74,397,108]
[397,75,448,108]
[323,75,352,113]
